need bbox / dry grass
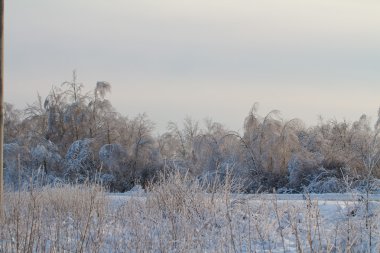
[1,184,107,253]
[0,171,379,252]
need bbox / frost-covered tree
[61,71,91,142]
[30,140,62,174]
[193,134,221,175]
[94,81,111,101]
[4,102,22,143]
[167,117,200,161]
[98,143,128,190]
[61,70,85,104]
[99,143,126,171]
[43,86,67,146]
[63,102,91,141]
[276,119,303,174]
[128,114,160,182]
[88,81,112,138]
[4,72,380,193]
[242,105,285,174]
[242,106,291,189]
[351,115,380,175]
[287,151,323,190]
[94,107,120,145]
[3,143,31,189]
[64,139,96,182]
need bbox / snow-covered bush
[30,140,62,173]
[98,143,127,170]
[4,143,29,169]
[288,152,323,190]
[64,139,96,182]
[3,143,32,189]
[95,173,115,188]
[305,169,345,193]
[354,177,380,194]
[4,144,62,190]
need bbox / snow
[104,191,380,252]
[1,188,379,252]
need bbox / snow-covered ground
[1,183,379,252]
[106,188,380,252]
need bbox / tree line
[3,72,380,193]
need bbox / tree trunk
[0,0,4,217]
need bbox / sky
[5,0,380,133]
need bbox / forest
[4,72,380,194]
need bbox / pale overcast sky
[5,0,380,132]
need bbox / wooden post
[0,0,4,217]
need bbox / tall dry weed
[0,171,379,252]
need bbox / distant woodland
[4,72,380,193]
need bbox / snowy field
[108,190,380,252]
[1,177,379,253]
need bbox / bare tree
[89,81,112,139]
[277,118,303,174]
[62,70,84,103]
[4,102,21,143]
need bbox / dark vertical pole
[0,0,4,217]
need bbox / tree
[64,139,96,182]
[24,94,48,139]
[43,86,68,149]
[129,114,156,178]
[167,117,199,162]
[277,118,303,174]
[89,81,114,142]
[61,71,89,142]
[4,103,22,143]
